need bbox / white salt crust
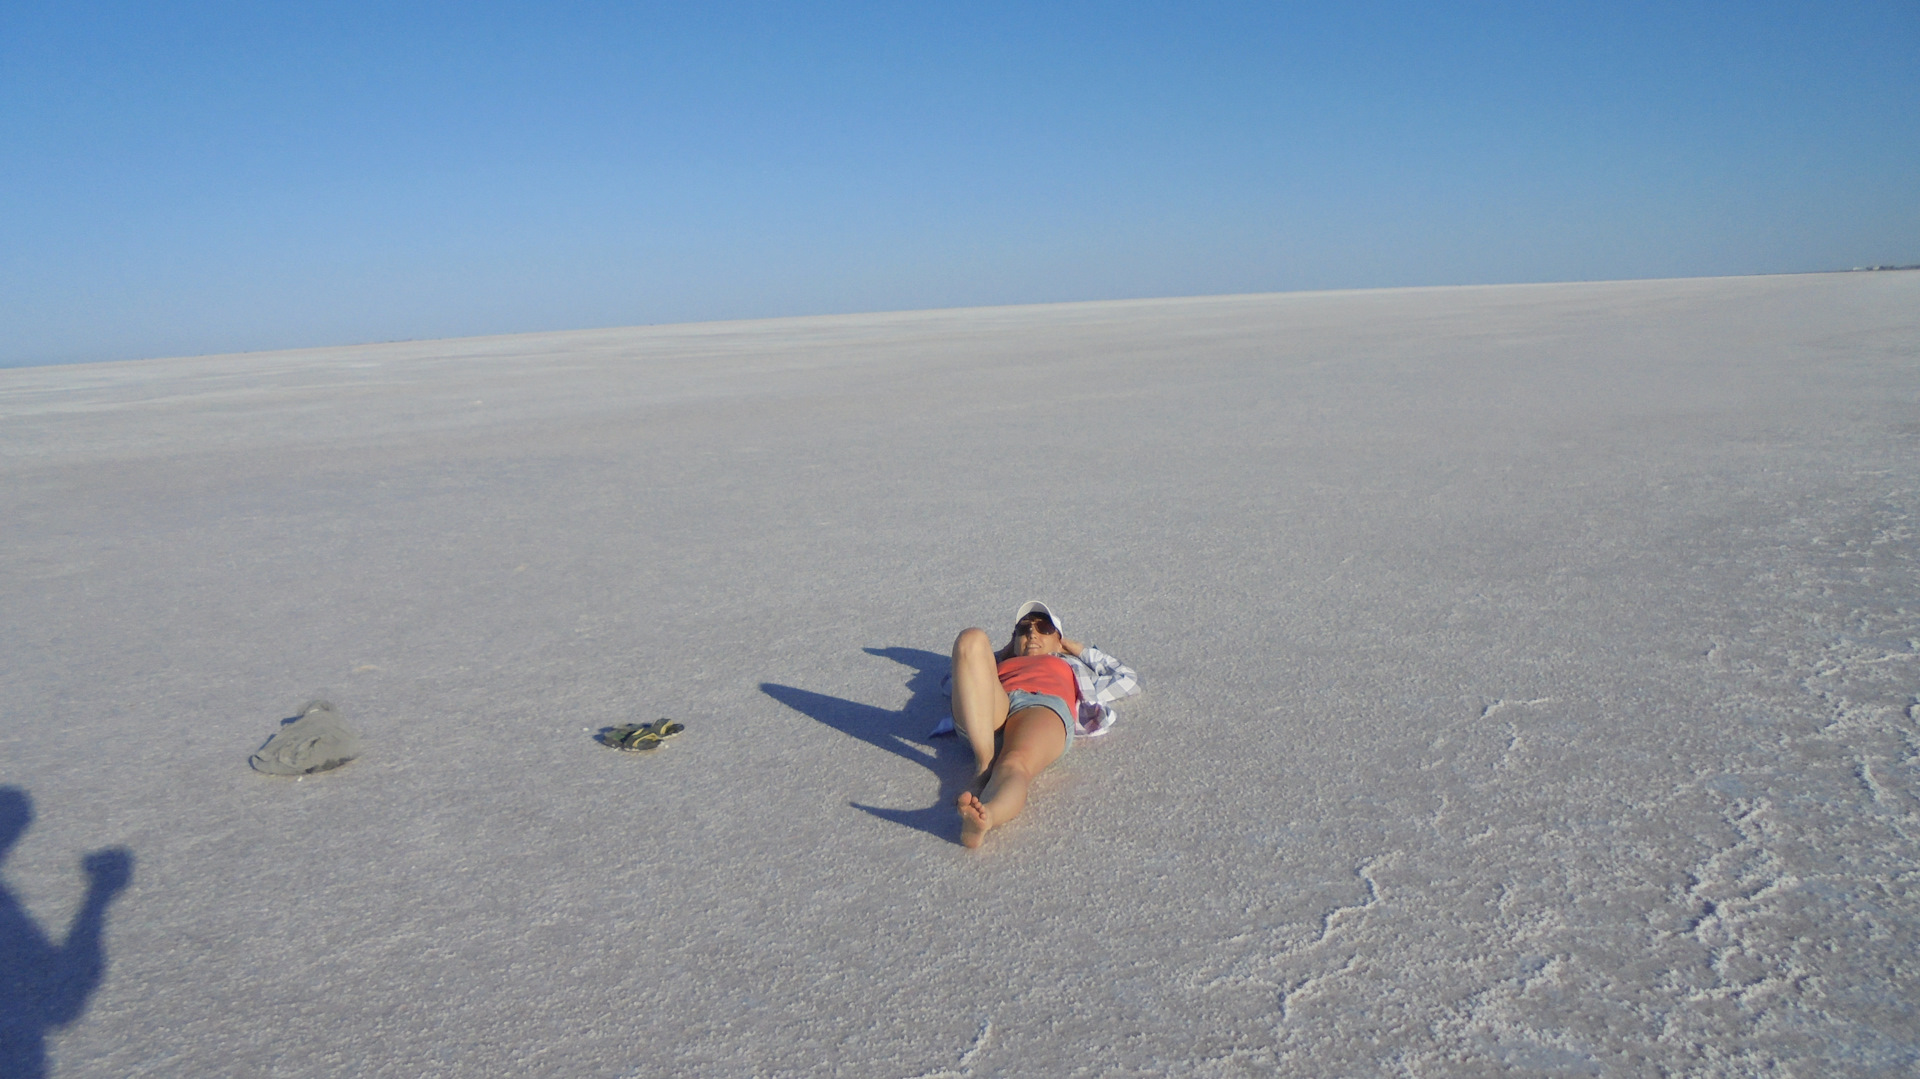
[1,273,1916,1076]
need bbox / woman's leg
[950,628,1010,785]
[957,706,1068,849]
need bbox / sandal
[599,719,686,751]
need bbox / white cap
[1013,600,1064,637]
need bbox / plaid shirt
[1063,644,1142,736]
[933,644,1142,738]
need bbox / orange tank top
[996,655,1079,710]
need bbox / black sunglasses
[1015,615,1057,635]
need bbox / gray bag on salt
[251,699,362,775]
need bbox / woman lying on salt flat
[946,601,1139,848]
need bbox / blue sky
[2,1,1915,366]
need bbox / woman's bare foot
[957,791,992,849]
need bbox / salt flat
[2,273,1917,1076]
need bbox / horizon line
[6,265,1914,373]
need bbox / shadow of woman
[761,646,976,844]
[0,786,134,1079]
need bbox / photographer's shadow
[1,785,134,1079]
[761,646,975,843]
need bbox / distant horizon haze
[9,267,1917,371]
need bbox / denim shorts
[1007,690,1075,753]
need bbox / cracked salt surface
[2,274,1917,1076]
